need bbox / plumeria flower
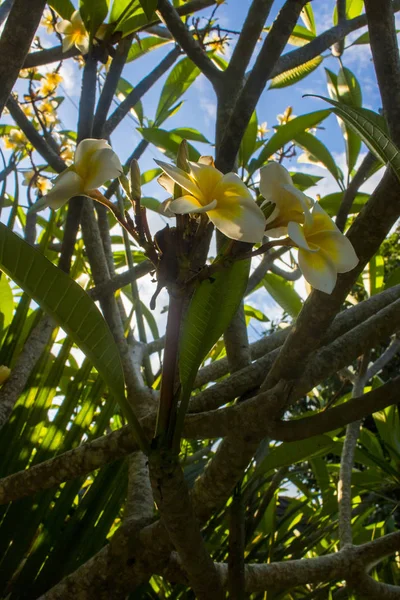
[3,128,28,152]
[288,203,359,294]
[23,171,52,195]
[261,162,313,237]
[41,9,55,34]
[55,10,90,55]
[156,156,266,243]
[257,122,270,139]
[29,139,122,213]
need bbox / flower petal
[28,170,83,213]
[198,156,214,166]
[155,160,201,199]
[188,161,222,199]
[76,36,90,55]
[70,10,84,27]
[74,138,109,172]
[84,147,123,189]
[62,35,74,52]
[169,195,207,214]
[157,173,175,195]
[288,221,314,251]
[214,172,253,202]
[208,197,266,243]
[310,230,359,273]
[298,248,337,294]
[306,202,338,236]
[55,19,72,34]
[259,162,292,200]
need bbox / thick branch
[217,0,307,172]
[336,152,377,232]
[365,0,400,144]
[0,0,46,115]
[226,0,274,80]
[88,261,153,300]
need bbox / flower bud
[176,139,189,173]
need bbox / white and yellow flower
[3,128,28,152]
[29,139,122,213]
[23,171,52,195]
[156,156,266,243]
[261,162,313,237]
[288,203,359,294]
[55,10,90,55]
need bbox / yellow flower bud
[0,366,11,385]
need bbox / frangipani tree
[0,0,399,598]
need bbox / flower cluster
[32,138,358,295]
[260,163,358,294]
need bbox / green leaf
[140,168,161,185]
[319,191,369,217]
[363,254,384,296]
[116,77,143,124]
[337,66,362,108]
[289,172,323,191]
[384,267,400,289]
[140,196,161,212]
[239,111,258,168]
[308,96,400,184]
[155,57,201,125]
[287,24,316,46]
[110,0,139,23]
[48,0,75,19]
[138,127,200,161]
[176,259,250,444]
[270,56,322,90]
[333,0,364,24]
[301,3,316,34]
[244,304,269,323]
[0,274,13,338]
[126,36,171,62]
[0,223,124,401]
[294,131,343,184]
[138,0,157,20]
[254,436,336,478]
[80,0,110,35]
[171,127,210,143]
[263,272,302,317]
[251,110,331,173]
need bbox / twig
[92,34,134,137]
[0,0,46,116]
[365,333,400,381]
[332,0,346,57]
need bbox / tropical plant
[0,0,399,598]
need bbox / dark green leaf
[308,96,400,184]
[294,131,343,184]
[263,272,303,317]
[0,224,124,401]
[80,0,110,35]
[384,267,400,289]
[319,191,369,217]
[155,57,201,124]
[239,111,258,168]
[138,0,157,20]
[138,127,200,161]
[48,0,75,19]
[251,110,330,173]
[171,127,210,143]
[126,36,171,62]
[289,172,323,191]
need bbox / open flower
[29,139,122,213]
[156,156,266,243]
[55,10,89,55]
[261,162,313,237]
[288,203,359,294]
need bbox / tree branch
[216,0,308,172]
[157,0,222,88]
[226,0,274,81]
[103,46,181,136]
[365,0,400,144]
[0,0,46,116]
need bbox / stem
[155,292,185,446]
